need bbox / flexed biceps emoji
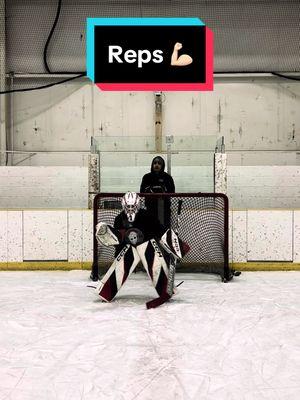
[171,42,193,66]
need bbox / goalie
[94,192,189,305]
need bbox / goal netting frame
[91,192,232,281]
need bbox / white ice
[0,271,299,400]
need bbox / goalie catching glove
[95,222,122,246]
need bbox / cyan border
[86,17,205,81]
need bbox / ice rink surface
[0,270,299,400]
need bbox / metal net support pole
[0,0,6,166]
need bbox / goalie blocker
[160,228,190,260]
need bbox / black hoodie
[139,156,175,194]
[140,156,175,227]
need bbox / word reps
[108,45,163,68]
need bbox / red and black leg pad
[97,244,140,302]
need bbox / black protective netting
[5,0,300,82]
[92,193,230,279]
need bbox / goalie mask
[121,192,141,223]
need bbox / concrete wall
[9,80,300,168]
[1,209,300,264]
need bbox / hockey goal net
[91,193,231,281]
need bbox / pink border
[96,27,213,91]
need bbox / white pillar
[214,153,227,194]
[88,153,100,209]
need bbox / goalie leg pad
[96,244,140,302]
[136,239,169,296]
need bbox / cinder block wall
[0,167,88,208]
[227,166,300,209]
[1,166,300,209]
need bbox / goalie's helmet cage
[121,192,141,222]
